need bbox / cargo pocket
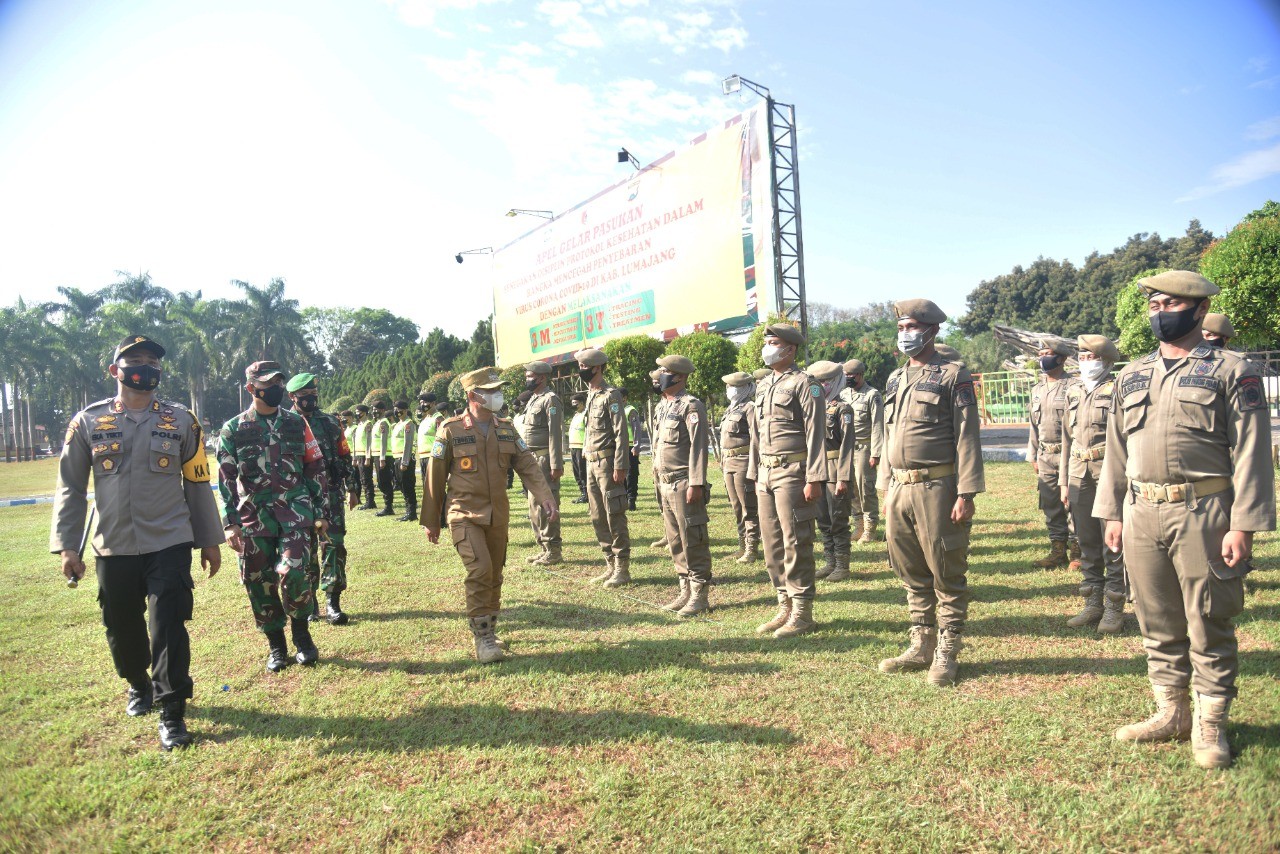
[911,390,944,423]
[1202,560,1246,620]
[451,525,476,565]
[685,508,709,546]
[941,528,970,577]
[792,501,819,544]
[607,485,628,515]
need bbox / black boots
[291,617,319,666]
[158,700,193,750]
[397,504,417,522]
[126,678,154,716]
[266,629,292,673]
[375,498,396,517]
[326,592,349,625]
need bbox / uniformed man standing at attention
[420,368,557,663]
[392,400,418,522]
[652,355,713,616]
[1028,339,1082,568]
[369,397,396,517]
[521,361,565,566]
[287,373,354,625]
[218,361,329,672]
[840,358,884,544]
[1096,271,1275,770]
[720,371,760,563]
[747,323,827,639]
[51,334,223,750]
[809,361,857,583]
[354,403,375,510]
[416,392,444,502]
[568,391,589,504]
[1058,335,1126,634]
[877,300,985,686]
[647,368,670,551]
[577,347,633,586]
[622,389,644,511]
[1201,313,1236,350]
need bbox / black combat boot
[158,699,194,751]
[266,629,292,673]
[326,591,349,626]
[375,496,395,517]
[291,617,319,666]
[398,503,417,522]
[126,677,154,716]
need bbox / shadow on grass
[196,701,799,751]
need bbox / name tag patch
[1120,370,1152,398]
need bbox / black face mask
[1150,304,1202,343]
[845,374,860,388]
[1038,355,1061,372]
[658,373,679,392]
[119,363,161,391]
[254,385,286,407]
[1206,337,1224,349]
[578,367,596,384]
[295,394,318,412]
[525,378,539,392]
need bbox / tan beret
[1037,338,1074,358]
[460,367,504,391]
[753,368,771,382]
[1137,270,1219,298]
[573,347,608,367]
[1076,334,1120,363]
[842,359,866,375]
[722,371,753,386]
[1202,313,1235,339]
[893,298,947,324]
[656,354,694,374]
[807,360,842,382]
[764,322,805,346]
[524,360,552,375]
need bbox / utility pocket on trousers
[607,486,628,515]
[685,508,709,546]
[451,525,476,565]
[792,501,819,544]
[1202,560,1246,620]
[941,529,970,577]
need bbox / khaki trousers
[850,445,879,526]
[659,477,713,582]
[586,457,630,559]
[755,462,818,600]
[1037,453,1071,541]
[885,474,970,630]
[1068,474,1123,594]
[526,450,562,548]
[450,521,509,618]
[722,467,759,543]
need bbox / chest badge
[102,458,115,470]
[459,456,475,471]
[159,457,170,468]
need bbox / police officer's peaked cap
[285,372,317,393]
[656,354,695,374]
[574,347,608,367]
[764,322,805,346]
[418,391,438,403]
[893,299,947,325]
[842,359,866,376]
[1202,313,1235,339]
[752,368,771,382]
[807,360,842,382]
[1076,334,1120,363]
[570,391,587,403]
[934,343,963,361]
[246,360,285,383]
[722,371,753,386]
[1137,270,1219,298]
[1037,338,1074,358]
[460,367,504,392]
[114,334,165,361]
[524,360,552,375]
[355,404,370,413]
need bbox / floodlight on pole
[455,247,493,264]
[506,208,554,220]
[617,147,641,169]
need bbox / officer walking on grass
[52,335,224,750]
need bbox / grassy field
[0,457,60,499]
[1,459,1277,851]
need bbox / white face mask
[1079,360,1110,384]
[762,343,788,366]
[479,390,504,412]
[727,385,753,405]
[822,373,847,402]
[897,328,932,357]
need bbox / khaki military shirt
[584,384,630,471]
[523,388,564,465]
[1061,377,1115,482]
[1027,376,1081,462]
[719,400,756,474]
[652,391,709,487]
[1094,344,1276,531]
[877,353,985,494]
[746,366,827,484]
[420,412,554,529]
[823,399,857,484]
[840,383,884,456]
[51,396,224,556]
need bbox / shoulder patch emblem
[1238,375,1264,411]
[431,439,445,458]
[687,411,699,426]
[610,402,619,413]
[548,405,556,415]
[954,381,976,408]
[1192,359,1220,377]
[810,384,822,399]
[842,412,852,425]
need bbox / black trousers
[627,449,640,502]
[399,462,417,509]
[96,544,195,704]
[359,458,375,503]
[376,458,396,505]
[571,448,586,491]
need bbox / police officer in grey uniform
[720,371,760,563]
[840,358,884,543]
[576,347,632,586]
[1028,339,1081,568]
[51,335,224,750]
[521,361,565,565]
[1096,271,1275,769]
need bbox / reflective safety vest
[344,425,356,454]
[390,419,408,456]
[624,404,637,444]
[417,412,443,458]
[351,421,367,455]
[569,412,586,448]
[373,417,391,456]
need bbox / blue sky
[0,0,1276,341]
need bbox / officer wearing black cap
[51,335,224,750]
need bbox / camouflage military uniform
[300,409,352,600]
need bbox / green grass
[1,460,1277,851]
[0,457,60,499]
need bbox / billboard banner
[492,101,775,367]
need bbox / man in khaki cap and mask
[575,347,632,585]
[520,360,564,566]
[839,358,884,544]
[747,322,827,638]
[1059,335,1126,634]
[1028,338,1082,569]
[1095,270,1275,769]
[1201,313,1236,350]
[420,367,556,663]
[808,360,857,582]
[720,371,760,563]
[877,299,985,686]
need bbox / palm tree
[230,277,309,366]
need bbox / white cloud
[537,0,605,48]
[1248,75,1280,90]
[708,25,747,52]
[1176,142,1280,202]
[1245,116,1280,141]
[680,69,719,85]
[386,0,508,28]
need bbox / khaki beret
[807,360,842,382]
[1202,313,1235,339]
[1076,334,1120,363]
[934,343,961,360]
[842,359,866,376]
[1037,338,1074,358]
[459,367,504,392]
[1138,270,1219,298]
[764,322,805,346]
[524,361,552,375]
[656,354,694,374]
[573,347,608,366]
[753,368,771,382]
[893,299,947,324]
[722,371,753,387]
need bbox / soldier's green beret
[764,322,805,346]
[1202,313,1235,340]
[460,367,503,392]
[752,368,771,382]
[1076,334,1120,363]
[524,360,552,375]
[893,299,947,325]
[573,347,608,367]
[1137,270,1219,299]
[807,360,842,383]
[285,372,316,393]
[722,371,752,386]
[656,354,695,374]
[842,359,866,376]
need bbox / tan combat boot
[878,625,937,673]
[650,537,668,550]
[1067,540,1082,571]
[1066,587,1104,628]
[525,546,548,565]
[603,558,631,587]
[678,579,711,618]
[926,627,962,686]
[1096,590,1126,635]
[1115,684,1192,743]
[589,555,616,584]
[730,536,746,562]
[861,518,879,544]
[533,546,563,567]
[815,551,835,580]
[1192,694,1232,769]
[737,537,760,563]
[1032,540,1069,568]
[826,555,851,582]
[773,597,815,639]
[662,576,691,612]
[490,613,510,651]
[469,616,506,664]
[756,592,791,635]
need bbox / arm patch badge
[1238,375,1265,411]
[954,381,976,408]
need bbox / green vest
[417,412,442,457]
[373,417,391,456]
[351,420,367,454]
[569,411,586,448]
[624,404,637,443]
[390,419,408,455]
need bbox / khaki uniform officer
[1201,313,1235,350]
[877,300,985,687]
[420,368,556,664]
[652,355,713,617]
[1059,335,1126,634]
[1096,271,1275,769]
[839,359,884,543]
[809,361,857,582]
[1028,338,1082,568]
[720,371,760,563]
[520,361,565,566]
[747,323,827,639]
[575,347,633,586]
